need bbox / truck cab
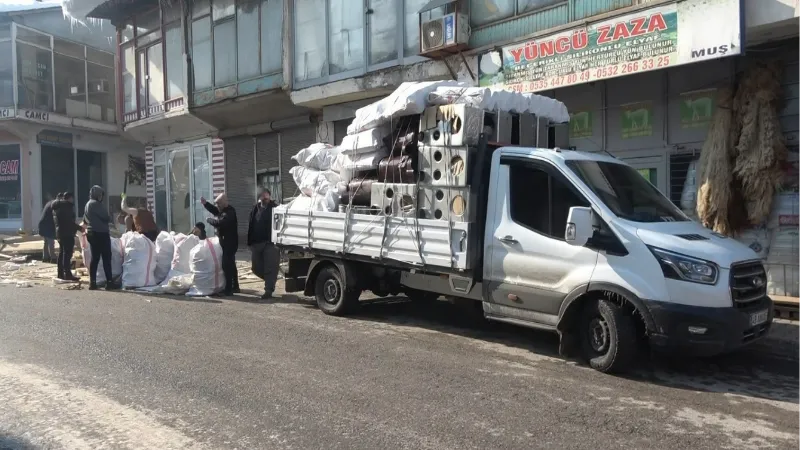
[482,146,773,371]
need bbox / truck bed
[273,208,473,271]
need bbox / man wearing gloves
[51,192,81,281]
[247,188,279,300]
[201,193,239,295]
[84,185,117,290]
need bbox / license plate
[749,309,769,326]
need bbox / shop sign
[477,0,742,93]
[18,109,73,126]
[569,111,593,139]
[37,129,73,147]
[0,108,14,119]
[679,90,715,129]
[0,145,21,215]
[620,102,653,139]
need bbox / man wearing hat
[201,193,239,295]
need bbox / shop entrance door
[621,155,667,195]
[159,143,213,235]
[168,148,192,234]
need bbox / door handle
[499,235,518,244]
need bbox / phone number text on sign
[505,55,671,93]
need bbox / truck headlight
[647,246,718,285]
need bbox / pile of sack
[79,231,227,296]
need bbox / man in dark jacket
[38,193,60,263]
[248,188,279,300]
[201,193,239,295]
[83,185,117,290]
[51,192,81,281]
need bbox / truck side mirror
[565,206,593,247]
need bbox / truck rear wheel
[580,298,638,374]
[314,266,360,316]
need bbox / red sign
[0,159,19,175]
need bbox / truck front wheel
[314,266,360,316]
[580,298,638,373]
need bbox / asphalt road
[0,285,797,450]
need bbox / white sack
[187,237,225,296]
[79,233,124,284]
[331,148,389,183]
[154,231,175,284]
[122,233,158,288]
[291,143,340,170]
[289,165,341,197]
[339,126,391,156]
[171,233,199,275]
[426,86,570,123]
[347,81,462,134]
[286,193,340,212]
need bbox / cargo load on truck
[274,81,570,272]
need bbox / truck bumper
[644,297,774,357]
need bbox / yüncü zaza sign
[478,0,742,93]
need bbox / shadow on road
[0,433,37,450]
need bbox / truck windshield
[565,160,688,223]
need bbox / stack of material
[78,233,124,285]
[288,143,344,212]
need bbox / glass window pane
[0,41,13,106]
[237,0,260,80]
[15,26,50,48]
[261,0,283,74]
[165,23,185,99]
[154,164,168,231]
[191,18,212,90]
[169,149,192,233]
[294,0,326,81]
[328,0,364,74]
[87,62,116,122]
[41,145,75,217]
[121,24,134,43]
[162,3,182,23]
[87,48,114,67]
[16,42,53,111]
[404,0,426,56]
[154,149,166,165]
[212,0,235,20]
[54,53,86,118]
[470,0,514,27]
[193,0,211,18]
[192,145,214,236]
[0,144,21,220]
[213,20,236,85]
[53,38,85,59]
[147,43,165,107]
[517,0,561,14]
[369,0,397,65]
[136,9,160,35]
[122,44,136,113]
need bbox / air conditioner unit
[419,12,470,58]
[88,79,110,94]
[69,84,85,96]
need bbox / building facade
[0,6,146,233]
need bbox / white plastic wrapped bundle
[171,233,199,275]
[79,233,124,284]
[122,233,157,288]
[331,149,389,183]
[187,237,225,296]
[154,231,175,284]
[680,160,698,212]
[734,227,770,260]
[289,166,341,197]
[291,143,340,170]
[424,86,571,122]
[339,126,391,156]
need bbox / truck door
[485,156,599,322]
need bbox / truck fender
[303,258,360,297]
[556,282,656,334]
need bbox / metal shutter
[279,124,316,201]
[334,120,350,144]
[222,135,255,244]
[255,132,281,200]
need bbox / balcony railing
[122,97,185,124]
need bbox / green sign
[680,90,715,129]
[637,168,657,184]
[621,102,653,139]
[569,111,593,139]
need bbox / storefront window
[17,42,53,111]
[122,44,136,114]
[169,149,192,233]
[87,62,116,122]
[153,149,169,232]
[369,0,397,65]
[0,144,21,220]
[0,41,13,106]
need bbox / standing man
[201,193,239,295]
[51,192,80,281]
[84,185,116,290]
[247,188,279,300]
[38,192,60,263]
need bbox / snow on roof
[0,0,62,13]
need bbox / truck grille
[729,260,767,309]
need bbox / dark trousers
[221,246,239,293]
[87,231,112,285]
[250,242,279,294]
[43,237,55,262]
[57,236,74,278]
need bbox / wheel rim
[322,278,341,304]
[588,317,610,353]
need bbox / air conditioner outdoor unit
[88,79,110,94]
[70,84,85,96]
[419,12,470,58]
